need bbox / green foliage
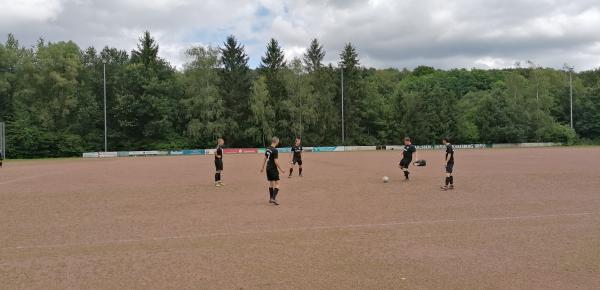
[413,66,435,77]
[303,39,325,73]
[259,38,288,140]
[339,43,365,144]
[131,31,159,67]
[218,35,252,145]
[574,83,600,140]
[180,45,225,148]
[249,76,274,146]
[1,32,599,158]
[536,123,577,144]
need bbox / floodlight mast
[103,59,107,152]
[563,64,574,130]
[340,63,345,145]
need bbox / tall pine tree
[218,35,252,145]
[260,38,287,100]
[303,38,325,73]
[260,38,288,139]
[339,43,365,144]
[301,39,339,144]
[131,31,159,67]
[113,32,180,150]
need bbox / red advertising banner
[240,148,258,153]
[223,148,259,154]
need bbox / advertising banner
[387,144,489,150]
[277,147,292,153]
[99,152,118,158]
[83,152,119,158]
[312,146,337,152]
[344,146,377,151]
[182,149,206,155]
[240,148,259,153]
[492,143,560,148]
[82,142,559,158]
[223,148,259,154]
[128,151,159,156]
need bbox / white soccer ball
[383,176,389,183]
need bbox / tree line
[1,32,599,158]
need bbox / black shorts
[445,163,454,173]
[266,168,280,181]
[214,159,223,171]
[292,157,302,166]
[399,159,412,168]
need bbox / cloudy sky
[1,0,600,70]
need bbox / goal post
[0,122,5,159]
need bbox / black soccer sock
[273,188,279,199]
[289,168,293,176]
[269,187,274,200]
[449,176,454,185]
[445,177,450,186]
[404,170,409,178]
[299,168,302,175]
[215,173,219,182]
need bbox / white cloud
[0,0,64,24]
[474,57,514,69]
[121,0,191,10]
[1,0,600,70]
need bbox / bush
[536,123,577,145]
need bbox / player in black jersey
[399,137,418,180]
[214,138,224,187]
[261,137,286,205]
[441,137,455,191]
[288,137,303,178]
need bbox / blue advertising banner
[278,147,292,153]
[312,146,337,152]
[182,149,206,155]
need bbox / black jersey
[265,146,279,169]
[215,145,223,160]
[402,144,416,161]
[291,145,303,159]
[445,143,454,164]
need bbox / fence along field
[81,142,562,158]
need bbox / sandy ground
[1,147,599,289]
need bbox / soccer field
[1,148,599,289]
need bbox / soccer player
[288,137,303,178]
[261,137,286,205]
[399,137,418,180]
[441,137,455,190]
[214,138,224,187]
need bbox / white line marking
[1,212,594,251]
[0,173,55,186]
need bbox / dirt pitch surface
[1,147,600,289]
